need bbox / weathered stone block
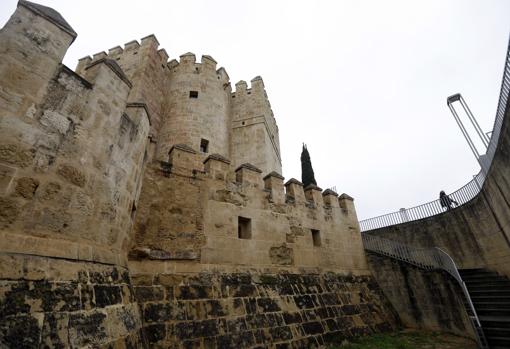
[134,286,164,302]
[68,310,108,347]
[174,319,219,340]
[57,164,85,187]
[0,313,43,348]
[94,285,123,307]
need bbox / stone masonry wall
[365,97,510,277]
[158,53,232,162]
[0,3,149,348]
[130,148,367,273]
[130,270,399,349]
[0,253,143,348]
[366,252,475,340]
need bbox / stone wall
[0,253,143,348]
[0,3,149,347]
[130,270,399,348]
[364,97,510,277]
[130,148,366,273]
[0,1,150,266]
[156,53,232,162]
[366,252,475,339]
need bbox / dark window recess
[311,229,321,247]
[200,139,209,153]
[189,91,199,98]
[130,202,137,220]
[238,216,252,239]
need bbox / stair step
[468,288,510,297]
[477,308,510,316]
[484,327,510,338]
[461,276,508,284]
[471,295,510,303]
[487,336,510,347]
[468,285,510,293]
[474,302,510,310]
[465,280,510,288]
[480,315,510,329]
[461,275,505,282]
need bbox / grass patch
[328,331,473,349]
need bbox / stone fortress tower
[75,36,281,175]
[0,1,401,348]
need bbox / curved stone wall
[157,54,231,160]
[365,97,510,277]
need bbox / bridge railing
[360,36,510,232]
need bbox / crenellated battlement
[165,52,231,85]
[76,34,169,75]
[168,145,357,220]
[132,143,364,272]
[231,76,267,97]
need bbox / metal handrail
[360,36,510,232]
[362,234,489,349]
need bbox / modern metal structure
[359,36,510,232]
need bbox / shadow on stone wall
[366,252,476,341]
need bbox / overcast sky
[1,0,509,220]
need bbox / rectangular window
[311,229,321,247]
[200,139,209,153]
[238,216,252,239]
[189,91,198,98]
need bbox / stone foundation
[132,269,399,348]
[0,253,143,348]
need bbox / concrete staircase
[460,269,510,349]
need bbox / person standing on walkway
[439,190,459,210]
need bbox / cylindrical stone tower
[157,53,231,161]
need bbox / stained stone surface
[131,271,399,348]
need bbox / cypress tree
[301,143,317,187]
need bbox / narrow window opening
[189,91,199,98]
[311,229,321,247]
[238,216,252,239]
[130,202,137,220]
[200,138,209,153]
